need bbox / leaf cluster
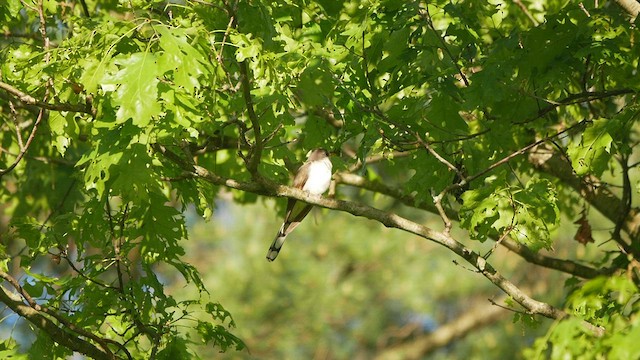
[0,0,638,358]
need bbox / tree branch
[516,89,636,125]
[0,281,116,359]
[0,81,92,114]
[0,103,46,177]
[226,2,263,177]
[155,145,604,336]
[499,239,607,278]
[513,0,539,26]
[238,60,263,175]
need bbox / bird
[266,148,332,261]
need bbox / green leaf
[156,25,211,90]
[459,180,503,243]
[403,150,455,206]
[302,114,335,149]
[230,33,262,62]
[103,52,162,126]
[48,112,79,156]
[606,324,640,360]
[109,144,154,200]
[156,336,192,360]
[510,177,560,251]
[460,176,559,250]
[77,143,124,198]
[10,217,46,251]
[297,63,335,107]
[426,94,468,137]
[0,0,22,21]
[0,338,27,359]
[567,119,614,177]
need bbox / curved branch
[0,271,118,358]
[0,284,116,360]
[0,104,46,177]
[516,89,636,125]
[162,144,604,279]
[334,172,445,216]
[155,145,603,336]
[499,239,606,278]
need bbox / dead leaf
[573,216,594,245]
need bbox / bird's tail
[266,224,287,261]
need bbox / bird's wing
[292,162,309,189]
[282,162,310,220]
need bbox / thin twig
[419,6,469,87]
[414,133,463,234]
[488,298,530,315]
[61,254,118,290]
[514,89,635,124]
[612,154,634,256]
[415,133,464,179]
[513,0,539,25]
[465,120,587,186]
[9,101,25,149]
[40,179,77,232]
[0,107,46,177]
[484,198,517,259]
[0,81,92,114]
[78,0,90,17]
[238,60,263,176]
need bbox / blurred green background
[161,191,595,359]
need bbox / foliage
[525,276,640,360]
[0,0,638,358]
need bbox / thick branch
[334,172,446,217]
[500,239,606,278]
[0,270,118,357]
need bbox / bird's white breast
[303,158,332,195]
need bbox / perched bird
[266,148,332,261]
